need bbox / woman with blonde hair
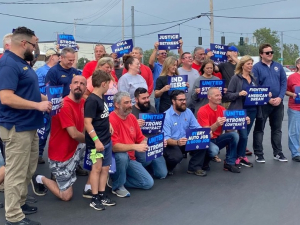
[84,57,118,99]
[226,55,265,168]
[286,57,300,162]
[155,56,180,113]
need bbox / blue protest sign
[37,116,49,140]
[46,86,63,116]
[294,86,300,104]
[57,34,78,51]
[185,128,210,151]
[210,43,228,65]
[158,33,180,50]
[198,80,225,98]
[223,110,247,130]
[168,75,188,93]
[83,150,116,174]
[111,39,133,58]
[139,113,165,135]
[244,86,270,106]
[146,133,164,162]
[104,95,114,113]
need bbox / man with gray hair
[0,33,13,58]
[108,91,154,198]
[192,47,206,71]
[122,47,153,95]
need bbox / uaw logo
[274,66,279,72]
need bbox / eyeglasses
[159,52,167,55]
[263,51,274,55]
[24,40,36,48]
[183,57,193,60]
[176,98,186,102]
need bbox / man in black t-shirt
[131,88,168,179]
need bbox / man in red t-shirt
[122,47,154,95]
[82,44,106,79]
[109,92,154,198]
[31,75,88,201]
[197,87,240,173]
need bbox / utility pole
[280,31,283,65]
[131,6,135,46]
[122,0,124,40]
[210,0,214,43]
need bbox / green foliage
[77,57,90,70]
[283,44,300,65]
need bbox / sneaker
[38,156,45,164]
[245,148,253,156]
[106,176,112,189]
[76,165,88,176]
[82,189,93,199]
[31,175,47,196]
[21,203,37,215]
[5,218,41,225]
[112,185,130,198]
[240,157,253,167]
[224,162,240,173]
[292,156,300,162]
[187,170,207,177]
[100,195,116,206]
[255,155,265,163]
[235,158,242,169]
[90,196,105,211]
[274,153,288,162]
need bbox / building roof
[39,40,114,45]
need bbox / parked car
[284,65,296,72]
[283,67,294,78]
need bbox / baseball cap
[205,48,211,54]
[228,46,238,52]
[45,49,60,57]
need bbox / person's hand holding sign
[246,116,250,125]
[137,119,145,127]
[177,137,187,146]
[195,88,200,94]
[135,143,148,152]
[186,82,190,88]
[163,85,171,92]
[163,139,167,148]
[292,93,297,99]
[37,101,52,113]
[154,42,159,50]
[269,92,272,98]
[239,90,247,96]
[216,117,226,127]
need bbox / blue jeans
[38,113,51,156]
[135,152,167,179]
[155,98,160,112]
[237,109,257,157]
[209,132,239,165]
[288,108,300,158]
[110,152,154,191]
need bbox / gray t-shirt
[178,67,200,108]
[118,73,148,105]
[191,75,220,116]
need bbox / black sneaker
[31,175,47,196]
[292,156,300,162]
[5,218,41,225]
[224,162,240,173]
[274,153,288,162]
[187,170,207,177]
[82,189,93,199]
[240,157,253,168]
[90,196,106,211]
[38,156,45,164]
[76,165,88,176]
[100,195,116,206]
[255,155,265,163]
[21,203,37,215]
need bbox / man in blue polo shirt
[45,47,80,97]
[252,43,287,163]
[162,90,207,176]
[36,49,60,164]
[0,26,52,225]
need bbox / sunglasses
[23,40,36,48]
[159,52,167,55]
[263,51,274,55]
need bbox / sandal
[212,156,222,163]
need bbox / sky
[0,0,299,54]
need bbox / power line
[79,0,118,20]
[211,14,300,20]
[0,0,92,4]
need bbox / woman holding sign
[286,57,300,162]
[226,55,260,168]
[155,56,180,113]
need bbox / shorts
[86,141,112,170]
[48,143,86,191]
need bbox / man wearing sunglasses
[252,43,287,163]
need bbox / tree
[228,42,258,56]
[283,44,300,65]
[77,57,90,70]
[142,49,179,66]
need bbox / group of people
[0,26,299,225]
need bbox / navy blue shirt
[252,61,287,99]
[45,63,80,97]
[0,51,43,132]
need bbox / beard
[24,48,34,61]
[73,88,83,100]
[120,105,132,117]
[137,101,150,112]
[175,103,186,112]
